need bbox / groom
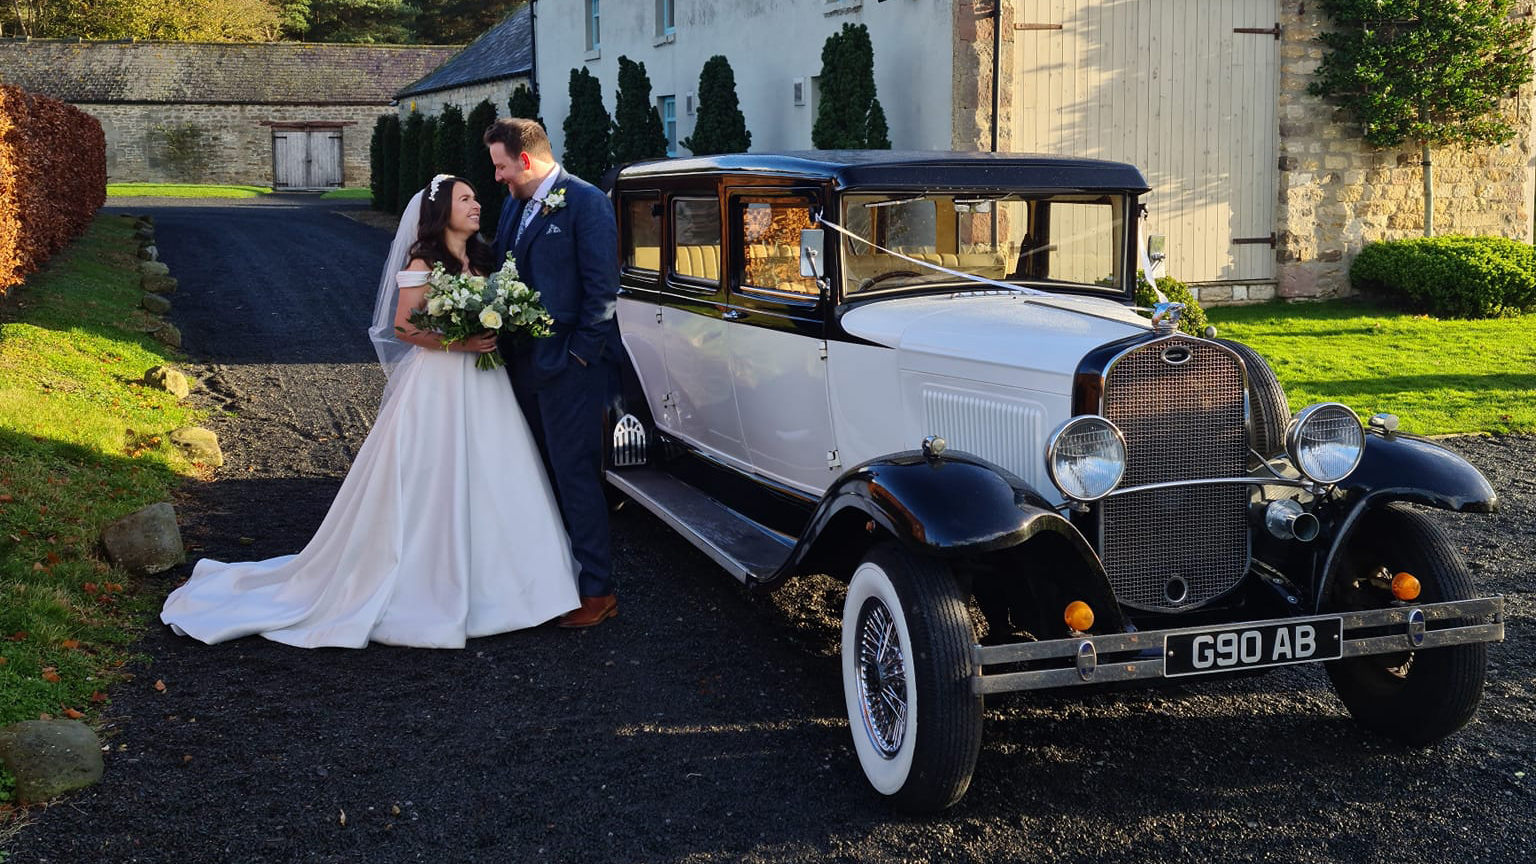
[484,117,621,628]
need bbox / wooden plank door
[272,131,308,189]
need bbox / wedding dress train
[160,343,581,649]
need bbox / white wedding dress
[160,271,580,649]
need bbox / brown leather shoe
[558,594,617,629]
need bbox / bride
[160,175,581,648]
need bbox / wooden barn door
[271,128,344,189]
[1010,0,1279,287]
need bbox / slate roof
[395,3,530,98]
[0,40,459,105]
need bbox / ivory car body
[601,152,1505,812]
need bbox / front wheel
[1323,504,1487,746]
[841,543,982,813]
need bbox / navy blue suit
[494,168,620,597]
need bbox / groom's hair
[484,117,552,159]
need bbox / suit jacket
[494,168,621,387]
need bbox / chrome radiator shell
[1096,336,1251,610]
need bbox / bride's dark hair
[409,175,498,276]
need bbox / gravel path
[6,200,1532,864]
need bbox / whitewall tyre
[841,543,983,813]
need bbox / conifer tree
[465,99,502,233]
[418,115,440,197]
[434,105,468,179]
[397,110,423,214]
[1309,0,1533,236]
[610,56,669,164]
[370,113,400,213]
[508,84,545,130]
[812,23,891,150]
[563,67,613,183]
[681,55,751,155]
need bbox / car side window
[671,197,721,286]
[735,194,818,297]
[623,194,662,273]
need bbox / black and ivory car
[600,151,1505,812]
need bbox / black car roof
[613,150,1151,193]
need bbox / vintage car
[600,151,1505,812]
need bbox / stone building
[529,0,1535,302]
[0,40,457,189]
[394,5,532,122]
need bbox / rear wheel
[841,543,982,813]
[1323,504,1487,745]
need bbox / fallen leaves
[41,666,61,683]
[90,690,107,703]
[154,678,167,692]
[6,631,25,642]
[62,708,84,719]
[61,638,80,650]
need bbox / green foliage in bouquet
[403,253,554,371]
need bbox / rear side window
[623,195,661,273]
[737,195,818,297]
[672,198,721,284]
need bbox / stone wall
[1275,1,1535,299]
[398,77,530,126]
[79,103,391,187]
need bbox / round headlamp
[1285,402,1364,484]
[1046,416,1127,502]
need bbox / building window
[659,95,677,157]
[656,0,674,35]
[587,0,601,50]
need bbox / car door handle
[722,308,749,321]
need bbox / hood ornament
[1150,302,1185,335]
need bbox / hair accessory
[427,173,452,202]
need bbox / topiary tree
[681,55,751,155]
[1308,0,1534,236]
[397,110,423,214]
[812,22,891,150]
[418,115,440,199]
[611,55,668,164]
[563,67,613,183]
[434,104,467,179]
[370,113,400,213]
[508,83,544,130]
[466,98,501,234]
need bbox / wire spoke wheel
[855,597,908,757]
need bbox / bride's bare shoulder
[404,257,432,272]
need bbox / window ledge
[653,31,676,47]
[823,0,863,16]
[584,47,601,61]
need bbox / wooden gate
[1009,0,1279,287]
[272,128,343,189]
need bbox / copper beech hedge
[0,85,107,294]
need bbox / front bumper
[971,596,1505,695]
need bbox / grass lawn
[319,187,372,200]
[0,216,205,809]
[105,183,271,198]
[1207,299,1536,436]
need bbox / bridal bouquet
[404,253,553,371]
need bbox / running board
[607,467,794,584]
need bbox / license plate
[1163,617,1343,677]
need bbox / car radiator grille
[1099,337,1251,610]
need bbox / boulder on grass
[101,501,184,575]
[137,245,158,261]
[0,720,104,804]
[143,364,188,398]
[142,274,178,294]
[152,322,182,348]
[139,261,169,277]
[170,427,223,467]
[141,292,172,315]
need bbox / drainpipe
[529,0,539,101]
[990,0,1001,152]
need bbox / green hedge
[1134,271,1208,336]
[1350,236,1536,319]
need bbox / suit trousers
[512,355,614,598]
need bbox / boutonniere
[540,187,568,216]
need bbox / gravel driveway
[7,198,1533,864]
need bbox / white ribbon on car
[814,214,1048,296]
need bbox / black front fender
[1315,432,1497,604]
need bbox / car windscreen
[839,192,1127,298]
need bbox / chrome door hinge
[818,340,828,360]
[826,450,841,470]
[661,392,676,409]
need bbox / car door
[723,188,839,494]
[658,192,750,466]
